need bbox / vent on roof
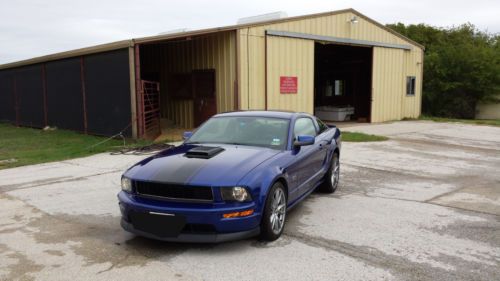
[237,11,287,25]
[157,28,191,35]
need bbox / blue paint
[118,111,341,242]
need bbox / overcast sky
[1,0,498,64]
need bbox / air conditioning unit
[237,11,287,25]
[158,28,190,35]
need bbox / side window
[316,118,328,134]
[294,118,317,138]
[406,76,416,96]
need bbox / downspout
[246,28,250,110]
[234,30,239,110]
[264,30,268,110]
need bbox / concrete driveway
[1,121,499,281]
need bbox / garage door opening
[136,31,236,140]
[314,43,372,123]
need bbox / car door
[314,117,332,176]
[287,117,325,201]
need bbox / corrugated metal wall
[372,47,423,121]
[238,28,266,110]
[266,36,314,113]
[141,31,236,128]
[0,49,132,136]
[238,11,424,122]
[371,47,404,122]
[401,49,423,119]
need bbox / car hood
[124,144,280,186]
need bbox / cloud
[0,0,498,64]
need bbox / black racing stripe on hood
[148,157,212,184]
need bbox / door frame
[192,69,217,127]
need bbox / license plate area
[130,211,186,237]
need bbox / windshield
[186,116,290,150]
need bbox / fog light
[223,209,254,218]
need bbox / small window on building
[406,76,416,96]
[324,80,345,97]
[334,80,344,96]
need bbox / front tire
[260,182,287,241]
[319,152,340,193]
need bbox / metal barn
[0,9,424,139]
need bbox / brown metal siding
[141,31,236,128]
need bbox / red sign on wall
[280,76,298,94]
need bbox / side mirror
[183,131,193,140]
[294,135,315,147]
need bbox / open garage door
[314,43,372,123]
[136,31,236,140]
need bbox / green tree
[387,23,500,118]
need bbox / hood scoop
[185,146,224,159]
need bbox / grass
[418,116,500,127]
[0,122,390,169]
[342,131,389,142]
[0,123,152,169]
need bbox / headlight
[221,186,252,202]
[121,177,132,192]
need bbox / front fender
[237,154,288,214]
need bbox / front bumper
[118,191,261,243]
[121,218,260,243]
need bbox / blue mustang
[118,111,341,242]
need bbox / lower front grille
[181,223,217,234]
[134,180,213,202]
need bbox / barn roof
[0,8,423,70]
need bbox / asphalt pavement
[0,121,499,281]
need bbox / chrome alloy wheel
[331,155,340,189]
[269,187,286,234]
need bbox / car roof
[214,110,306,119]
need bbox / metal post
[41,64,48,127]
[13,76,19,126]
[134,45,143,138]
[80,56,88,134]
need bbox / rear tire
[319,152,340,193]
[260,182,287,241]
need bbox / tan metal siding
[238,10,423,122]
[238,29,266,110]
[401,49,423,119]
[246,11,412,48]
[266,36,314,113]
[371,47,404,122]
[141,31,236,128]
